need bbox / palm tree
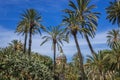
[106,49,120,78]
[40,26,68,80]
[64,0,99,57]
[106,0,120,27]
[22,9,45,56]
[8,40,23,52]
[16,18,29,53]
[63,12,86,80]
[107,29,120,49]
[86,51,109,80]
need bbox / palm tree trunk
[53,41,56,80]
[73,34,86,80]
[23,32,27,53]
[28,27,32,56]
[84,33,96,57]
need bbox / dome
[56,52,66,60]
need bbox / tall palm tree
[64,0,99,57]
[22,9,45,56]
[106,0,120,27]
[107,29,120,49]
[16,18,29,53]
[63,12,86,80]
[40,26,68,80]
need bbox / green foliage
[85,49,120,80]
[19,9,45,55]
[107,29,120,49]
[106,0,120,27]
[31,52,53,69]
[8,40,23,52]
[1,0,120,80]
[65,62,80,80]
[0,48,53,80]
[62,0,100,79]
[41,26,68,51]
[40,26,68,80]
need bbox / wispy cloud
[0,26,109,61]
[0,26,23,48]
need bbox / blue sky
[0,0,117,61]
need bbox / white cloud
[0,26,109,61]
[0,26,23,48]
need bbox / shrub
[0,48,53,80]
